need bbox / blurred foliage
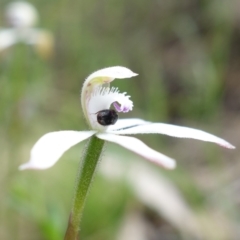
[0,0,239,239]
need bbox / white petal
[97,133,176,169]
[19,130,96,170]
[5,1,38,28]
[88,87,133,114]
[0,29,17,51]
[23,29,51,45]
[81,66,137,127]
[88,88,134,130]
[107,118,150,131]
[84,66,138,87]
[128,164,201,237]
[109,122,235,149]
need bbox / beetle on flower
[20,66,235,171]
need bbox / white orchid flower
[20,66,235,170]
[0,1,53,58]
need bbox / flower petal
[19,130,96,170]
[107,118,150,131]
[81,66,138,127]
[84,66,138,87]
[0,29,17,51]
[96,133,176,169]
[88,88,134,130]
[108,122,235,149]
[5,1,38,28]
[89,87,133,114]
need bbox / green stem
[64,136,105,240]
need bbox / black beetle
[97,109,118,126]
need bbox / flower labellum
[20,66,235,170]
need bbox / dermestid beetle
[97,109,118,126]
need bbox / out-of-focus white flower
[20,66,234,170]
[0,1,53,58]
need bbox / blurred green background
[0,0,239,239]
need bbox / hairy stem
[64,136,105,240]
